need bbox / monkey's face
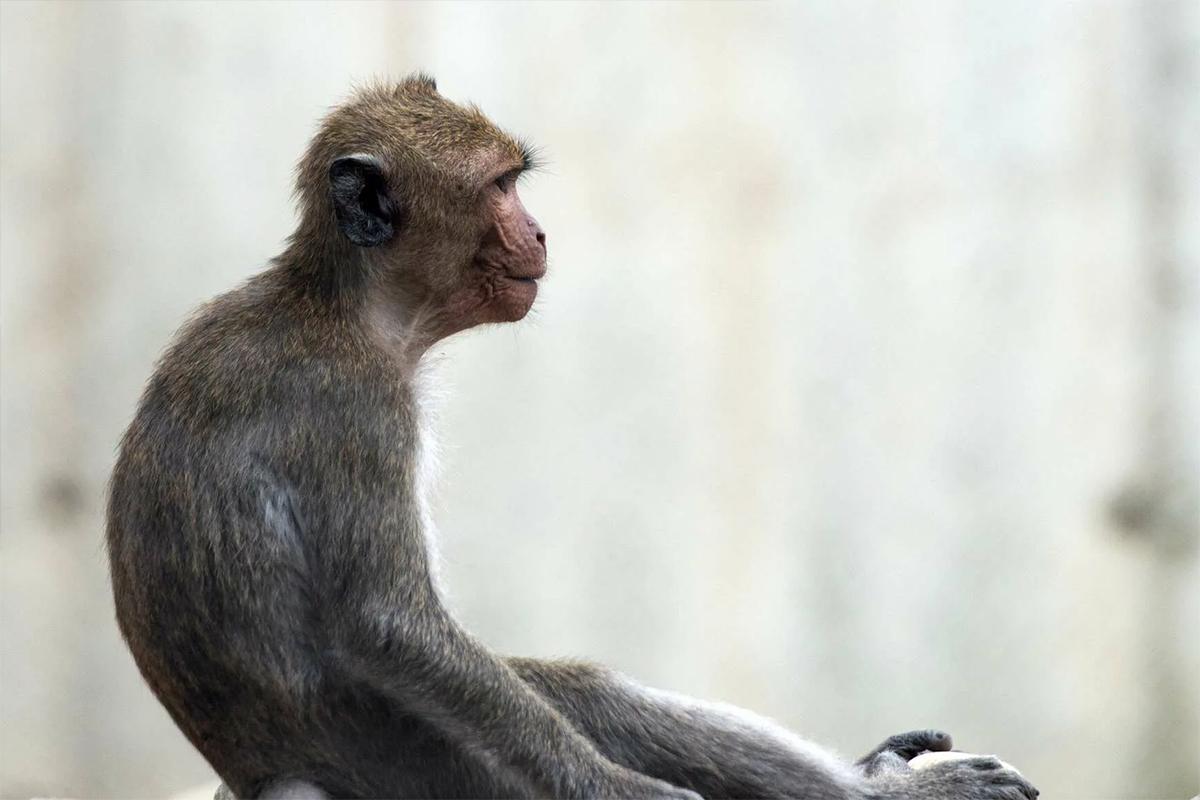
[320,79,546,341]
[460,165,547,325]
[380,157,547,338]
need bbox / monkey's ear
[329,155,397,247]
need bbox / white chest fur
[408,367,445,592]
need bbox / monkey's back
[105,275,405,793]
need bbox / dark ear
[329,155,397,247]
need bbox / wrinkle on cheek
[475,226,522,274]
[475,245,505,273]
[494,214,517,253]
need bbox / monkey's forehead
[338,80,529,176]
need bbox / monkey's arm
[507,656,861,799]
[507,658,1039,800]
[308,451,696,800]
[334,604,695,799]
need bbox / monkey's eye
[493,170,520,194]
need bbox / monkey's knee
[258,779,328,800]
[215,779,328,800]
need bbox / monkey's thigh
[313,694,536,799]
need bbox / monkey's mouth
[502,266,546,286]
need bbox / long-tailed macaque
[107,75,1038,800]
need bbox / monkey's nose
[528,218,546,250]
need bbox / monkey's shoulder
[152,285,399,418]
[118,285,418,505]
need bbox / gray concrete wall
[1,2,1196,798]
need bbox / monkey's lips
[503,264,546,282]
[501,266,546,292]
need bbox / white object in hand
[909,750,1022,775]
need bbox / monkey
[106,75,1039,800]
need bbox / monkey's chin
[493,277,538,321]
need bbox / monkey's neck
[277,223,367,302]
[361,287,443,371]
[273,240,442,376]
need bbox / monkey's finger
[857,729,953,764]
[888,729,953,758]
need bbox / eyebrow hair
[517,138,543,173]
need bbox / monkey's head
[292,74,546,341]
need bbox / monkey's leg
[507,657,863,799]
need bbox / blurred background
[2,1,1197,798]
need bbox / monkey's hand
[867,755,1039,800]
[856,729,953,777]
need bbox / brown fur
[106,75,1037,800]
